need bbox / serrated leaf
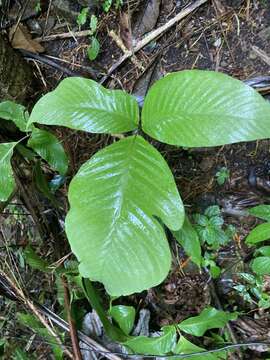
[110,305,136,335]
[252,257,270,275]
[142,70,270,147]
[178,307,237,336]
[27,128,68,175]
[65,135,184,296]
[0,101,28,132]
[172,215,201,266]
[28,77,139,134]
[249,205,270,221]
[87,37,100,61]
[124,326,176,355]
[205,206,220,217]
[246,223,270,244]
[0,142,17,201]
[174,335,218,360]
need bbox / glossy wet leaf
[65,135,184,296]
[172,215,201,266]
[249,205,270,221]
[178,307,237,336]
[28,77,139,134]
[28,128,68,175]
[246,223,270,244]
[252,257,270,275]
[0,101,28,132]
[174,336,218,360]
[124,326,176,355]
[0,142,17,201]
[110,305,136,335]
[142,70,270,147]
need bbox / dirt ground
[1,0,270,359]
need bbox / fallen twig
[62,275,82,360]
[100,0,208,84]
[35,30,91,42]
[251,46,270,66]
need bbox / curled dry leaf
[9,24,44,53]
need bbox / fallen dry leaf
[9,24,44,53]
[119,12,133,50]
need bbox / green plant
[246,204,270,275]
[2,70,270,297]
[87,15,100,61]
[102,0,123,12]
[234,272,270,309]
[193,205,236,250]
[215,166,230,185]
[77,7,89,27]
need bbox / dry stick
[100,0,208,84]
[251,46,270,66]
[0,271,73,359]
[62,275,83,360]
[35,30,91,42]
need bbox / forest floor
[1,0,270,359]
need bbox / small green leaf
[27,128,68,175]
[28,77,139,134]
[246,223,270,244]
[205,206,220,217]
[77,7,88,26]
[142,70,270,147]
[90,15,98,34]
[0,101,29,132]
[209,216,223,226]
[23,245,50,272]
[124,326,176,355]
[172,215,201,266]
[178,307,237,336]
[174,335,217,360]
[87,37,100,61]
[65,136,184,296]
[110,305,136,335]
[252,257,270,275]
[0,142,17,201]
[12,348,31,360]
[249,205,270,221]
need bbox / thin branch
[62,275,83,360]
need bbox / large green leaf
[172,215,201,266]
[245,223,270,244]
[0,101,28,132]
[249,205,270,221]
[174,336,218,360]
[65,135,184,296]
[110,305,136,335]
[0,142,17,201]
[252,257,270,275]
[27,128,68,175]
[142,70,270,147]
[28,77,139,133]
[124,326,176,355]
[178,307,237,336]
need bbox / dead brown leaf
[133,0,161,38]
[9,24,44,53]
